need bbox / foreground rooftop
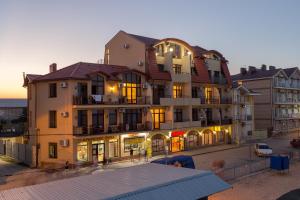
[0,163,230,200]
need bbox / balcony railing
[74,122,152,136]
[73,95,151,105]
[220,97,232,104]
[221,118,233,125]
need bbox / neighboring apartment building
[0,99,30,164]
[232,83,259,144]
[232,65,300,136]
[23,30,233,167]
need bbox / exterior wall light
[169,48,174,52]
[187,51,192,55]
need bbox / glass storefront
[186,131,199,149]
[151,134,165,154]
[109,139,118,158]
[124,136,144,152]
[171,136,184,152]
[92,140,105,162]
[77,142,88,161]
[203,130,213,145]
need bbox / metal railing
[73,95,151,105]
[218,158,270,181]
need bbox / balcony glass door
[151,109,165,129]
[153,85,165,104]
[122,73,141,104]
[123,109,142,131]
[77,83,88,104]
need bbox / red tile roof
[221,61,232,86]
[29,62,142,83]
[192,57,210,83]
[146,48,171,81]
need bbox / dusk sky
[1,0,300,98]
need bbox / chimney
[240,68,247,75]
[261,64,267,71]
[49,63,57,73]
[269,66,276,70]
[248,66,256,74]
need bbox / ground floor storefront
[73,125,232,164]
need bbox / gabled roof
[231,68,282,81]
[283,67,298,77]
[127,33,159,47]
[28,62,140,83]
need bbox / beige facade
[233,66,300,136]
[24,31,234,168]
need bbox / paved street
[0,132,299,191]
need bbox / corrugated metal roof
[0,164,230,200]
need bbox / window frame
[49,110,57,128]
[48,142,57,159]
[49,83,57,98]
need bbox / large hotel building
[24,31,235,167]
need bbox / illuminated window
[173,84,183,98]
[151,109,165,129]
[77,142,88,161]
[205,88,213,104]
[122,73,141,104]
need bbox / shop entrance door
[171,136,184,152]
[92,143,105,162]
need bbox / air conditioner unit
[142,83,148,89]
[60,82,68,88]
[61,112,69,118]
[123,43,130,49]
[138,61,144,66]
[59,139,69,147]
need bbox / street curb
[189,145,245,157]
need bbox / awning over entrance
[171,131,185,137]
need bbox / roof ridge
[70,63,82,77]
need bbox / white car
[254,143,273,156]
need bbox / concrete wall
[105,31,146,72]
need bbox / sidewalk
[92,143,241,172]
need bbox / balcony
[212,77,227,85]
[173,120,191,129]
[190,120,204,127]
[207,120,221,126]
[220,97,232,104]
[160,95,200,106]
[73,95,151,106]
[200,97,220,105]
[74,122,152,136]
[171,72,191,83]
[221,118,233,125]
[160,121,172,130]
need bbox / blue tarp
[151,155,195,169]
